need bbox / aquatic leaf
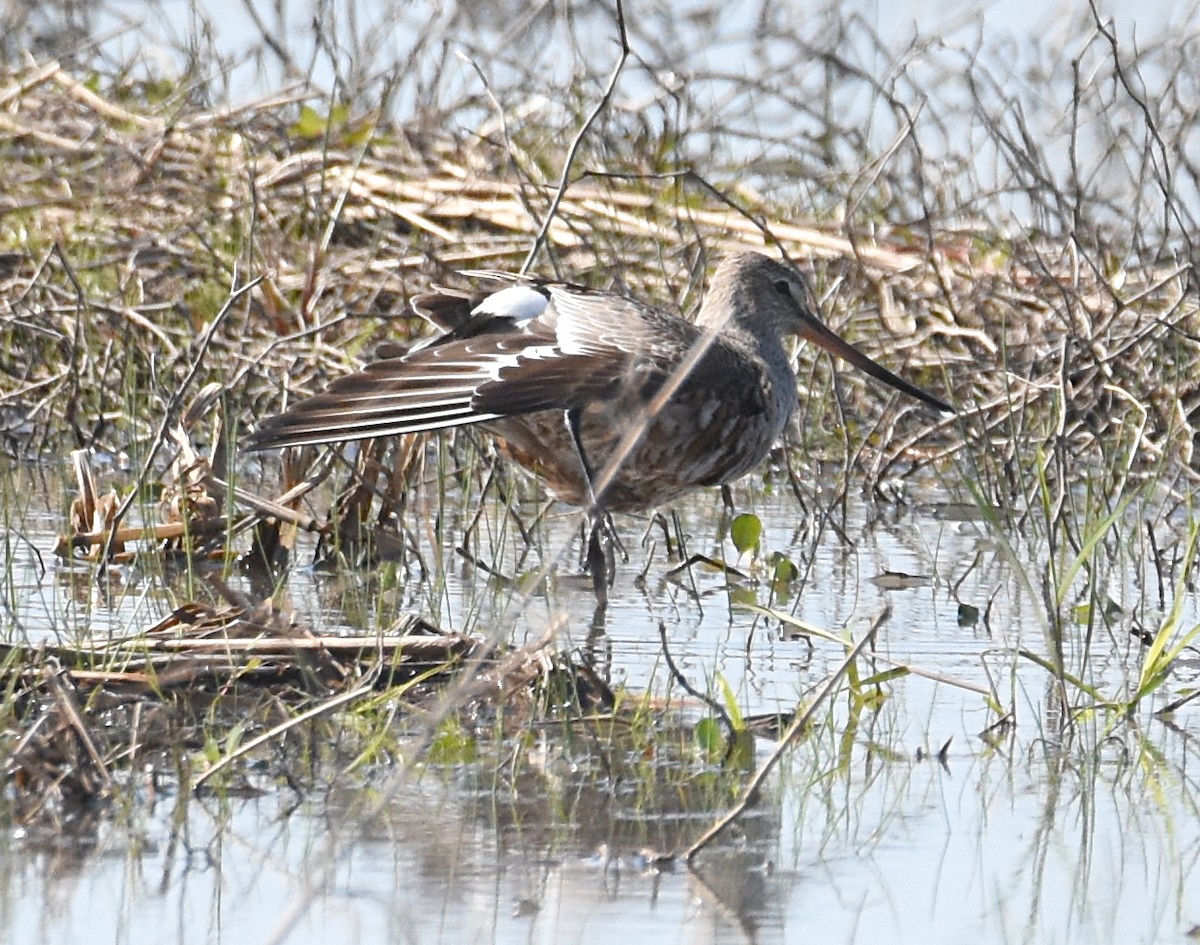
[860,667,909,687]
[716,673,745,731]
[427,719,478,764]
[728,586,759,608]
[730,513,762,556]
[725,729,756,772]
[853,686,888,711]
[770,552,798,583]
[1135,516,1200,703]
[224,721,247,755]
[695,717,723,759]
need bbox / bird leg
[643,510,675,559]
[563,408,619,596]
[563,407,600,507]
[584,516,616,598]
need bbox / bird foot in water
[584,514,624,599]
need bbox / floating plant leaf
[730,513,762,556]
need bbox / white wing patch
[543,286,617,356]
[542,284,681,359]
[472,285,548,325]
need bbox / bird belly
[485,399,781,512]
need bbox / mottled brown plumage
[247,251,950,512]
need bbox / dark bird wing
[246,278,691,451]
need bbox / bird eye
[773,279,792,297]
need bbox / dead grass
[1,573,620,827]
[0,55,1194,519]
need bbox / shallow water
[5,456,1200,945]
[8,750,1199,945]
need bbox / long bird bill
[793,308,952,414]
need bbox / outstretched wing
[246,278,691,451]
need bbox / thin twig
[656,620,733,733]
[521,0,629,272]
[682,607,889,863]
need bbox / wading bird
[248,251,951,590]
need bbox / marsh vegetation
[2,1,1200,942]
